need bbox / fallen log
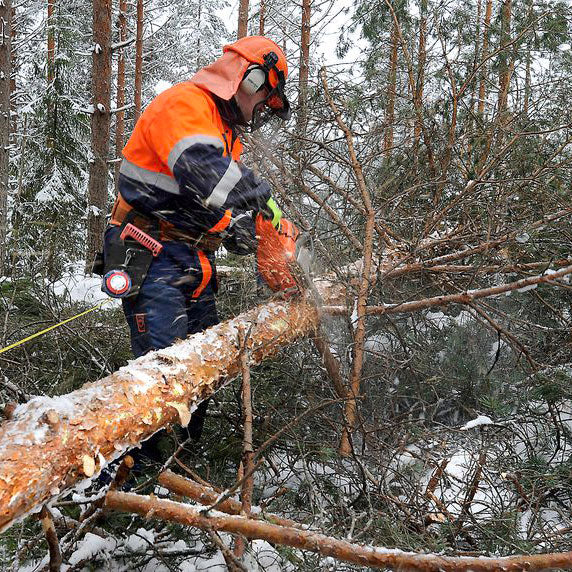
[105,491,572,572]
[158,470,303,529]
[0,299,319,532]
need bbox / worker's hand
[222,212,257,255]
[260,197,282,228]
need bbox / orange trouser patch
[192,251,212,299]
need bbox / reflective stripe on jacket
[118,82,271,235]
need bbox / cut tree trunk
[0,299,319,532]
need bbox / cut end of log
[2,403,17,420]
[42,410,60,429]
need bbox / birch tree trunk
[133,0,143,123]
[0,0,11,275]
[237,0,249,39]
[86,0,112,265]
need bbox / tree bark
[323,263,572,317]
[47,0,55,85]
[297,0,311,136]
[114,0,127,190]
[497,0,512,117]
[0,299,319,532]
[0,0,11,275]
[383,23,398,157]
[477,0,492,115]
[237,0,248,39]
[158,470,303,529]
[320,70,376,457]
[234,326,253,558]
[105,491,572,572]
[413,0,427,147]
[258,0,265,35]
[46,0,55,151]
[133,0,143,122]
[40,506,62,572]
[86,0,112,265]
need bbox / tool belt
[110,193,225,253]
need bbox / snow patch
[68,533,118,565]
[461,415,493,430]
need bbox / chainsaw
[255,215,320,303]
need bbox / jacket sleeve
[146,90,271,213]
[222,211,257,255]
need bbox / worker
[100,36,292,445]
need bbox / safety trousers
[104,226,219,452]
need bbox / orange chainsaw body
[256,215,300,292]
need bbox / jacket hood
[189,50,251,101]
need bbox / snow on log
[0,299,319,532]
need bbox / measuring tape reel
[102,269,132,298]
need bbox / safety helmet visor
[251,60,291,128]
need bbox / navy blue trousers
[104,227,219,448]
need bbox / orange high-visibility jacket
[116,82,272,236]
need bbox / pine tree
[86,0,112,266]
[0,0,12,274]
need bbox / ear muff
[239,66,267,96]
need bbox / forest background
[2,0,572,569]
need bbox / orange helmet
[224,36,288,89]
[226,36,291,129]
[191,36,291,130]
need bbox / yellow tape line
[0,298,113,356]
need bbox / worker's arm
[147,90,279,217]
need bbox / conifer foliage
[2,0,572,570]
